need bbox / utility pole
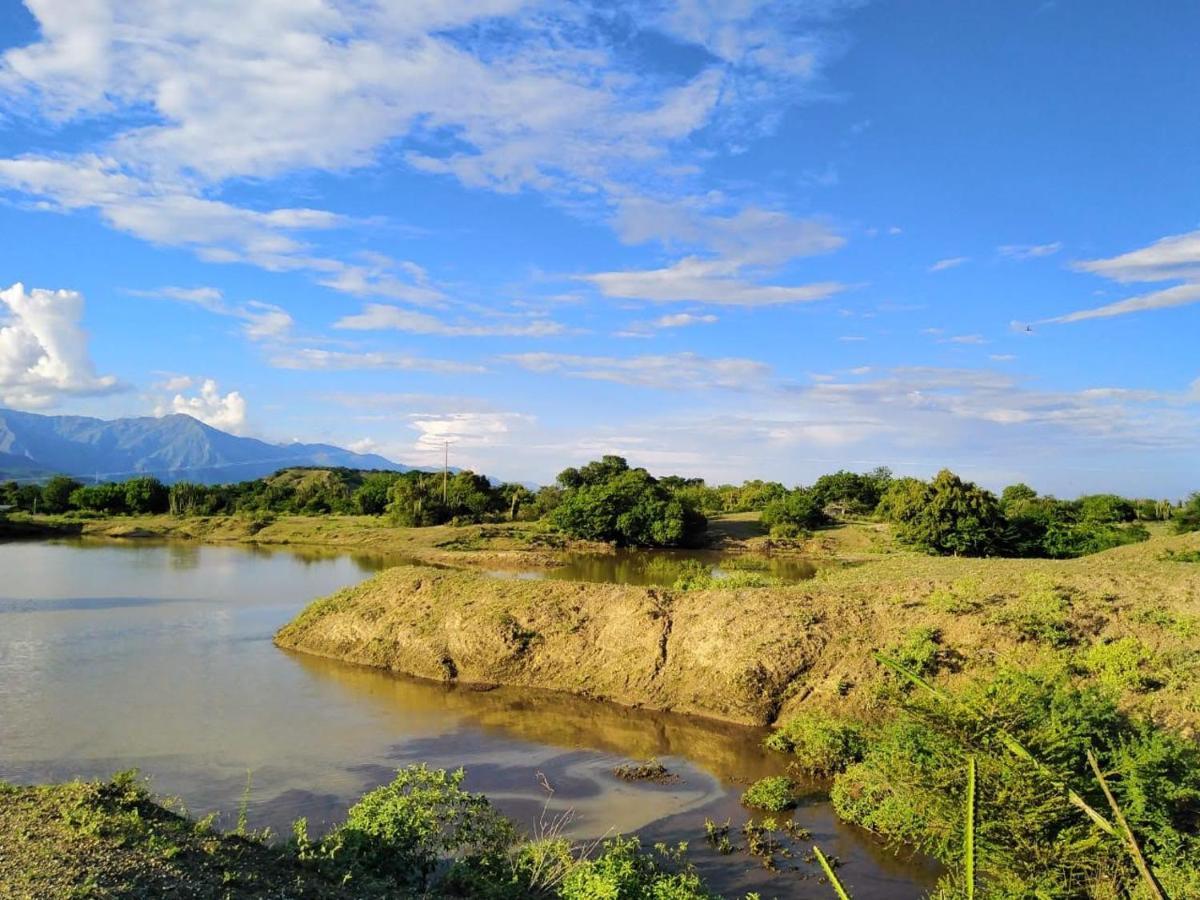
[442,441,449,503]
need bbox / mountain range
[0,408,414,484]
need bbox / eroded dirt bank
[275,533,1200,728]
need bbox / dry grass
[276,527,1200,731]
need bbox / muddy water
[0,539,935,897]
[496,548,819,586]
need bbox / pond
[0,538,935,897]
[492,548,819,586]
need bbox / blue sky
[0,0,1197,495]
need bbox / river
[0,538,936,897]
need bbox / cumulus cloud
[0,0,852,306]
[159,378,247,433]
[0,281,120,408]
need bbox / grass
[0,773,344,899]
[1,769,719,900]
[764,710,866,775]
[741,776,797,811]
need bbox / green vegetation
[1,767,718,900]
[876,469,1155,558]
[830,667,1200,898]
[764,711,866,775]
[550,455,707,547]
[1175,491,1200,533]
[741,776,796,811]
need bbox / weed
[742,776,797,811]
[765,711,867,775]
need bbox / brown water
[495,548,819,586]
[0,538,935,897]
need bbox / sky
[0,0,1197,496]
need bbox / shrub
[989,577,1072,646]
[1079,637,1162,693]
[761,487,830,532]
[888,626,946,678]
[741,776,796,811]
[310,765,516,892]
[558,837,715,900]
[1175,492,1200,533]
[831,669,1200,898]
[877,470,1005,557]
[671,560,779,591]
[551,457,706,548]
[765,711,866,775]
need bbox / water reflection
[493,549,818,586]
[0,538,932,898]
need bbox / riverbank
[276,529,1200,731]
[0,776,347,899]
[0,509,863,571]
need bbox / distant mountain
[0,408,416,484]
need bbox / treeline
[4,461,1197,558]
[875,470,1184,558]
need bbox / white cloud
[1043,282,1200,324]
[587,257,844,307]
[999,241,1062,260]
[944,334,987,345]
[1046,229,1200,323]
[589,199,847,307]
[334,304,566,337]
[0,2,849,280]
[1074,229,1200,284]
[272,348,485,374]
[0,281,120,408]
[130,285,294,342]
[928,256,969,272]
[159,378,247,434]
[504,351,771,390]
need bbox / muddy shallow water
[494,547,819,585]
[0,538,935,897]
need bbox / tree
[762,487,830,532]
[69,482,127,514]
[550,458,706,547]
[1175,492,1200,534]
[387,475,444,527]
[1000,483,1038,512]
[41,475,81,514]
[879,469,1005,556]
[811,468,892,517]
[124,476,169,514]
[1077,493,1136,525]
[354,473,401,515]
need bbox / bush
[309,765,516,892]
[671,560,779,591]
[831,669,1200,898]
[1175,492,1200,534]
[877,470,1005,557]
[550,457,706,548]
[988,577,1072,646]
[1079,637,1162,693]
[558,836,714,900]
[765,711,866,775]
[761,487,831,532]
[741,776,797,811]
